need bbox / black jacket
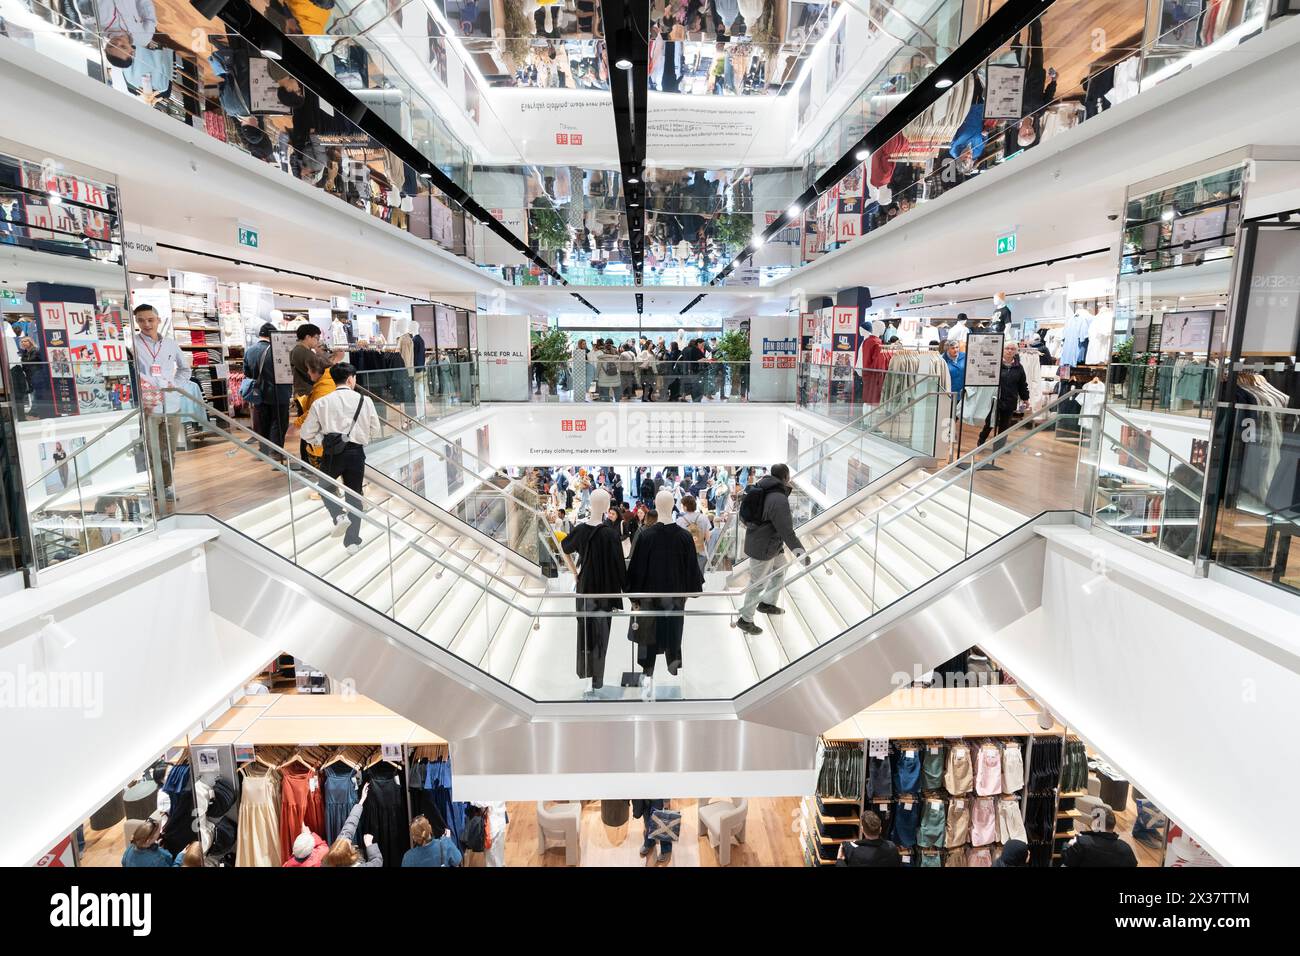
[1060,831,1138,867]
[626,523,704,595]
[639,477,655,501]
[996,359,1030,416]
[837,837,902,867]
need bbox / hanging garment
[921,742,945,790]
[867,755,893,800]
[236,767,282,867]
[944,796,971,846]
[1084,308,1114,365]
[360,761,408,868]
[855,334,889,404]
[917,797,947,848]
[998,798,1028,843]
[893,743,922,795]
[278,763,325,864]
[1060,310,1094,366]
[322,764,359,844]
[970,796,997,846]
[159,763,195,855]
[944,742,974,794]
[975,742,1004,796]
[892,796,920,846]
[967,845,994,866]
[945,846,968,867]
[1003,742,1025,794]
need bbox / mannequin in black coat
[625,490,704,679]
[560,488,625,691]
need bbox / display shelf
[190,692,447,747]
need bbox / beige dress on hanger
[236,767,283,867]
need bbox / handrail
[1103,406,1207,481]
[23,409,140,495]
[357,384,570,569]
[790,386,938,480]
[163,389,542,604]
[1100,408,1206,505]
[790,376,939,473]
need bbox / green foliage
[713,212,754,250]
[713,328,751,365]
[530,327,569,386]
[528,206,567,250]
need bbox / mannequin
[625,490,704,698]
[560,488,625,695]
[855,321,888,405]
[990,293,1011,334]
[330,316,348,348]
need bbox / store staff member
[1060,807,1138,867]
[299,363,380,554]
[132,304,189,504]
[837,810,901,866]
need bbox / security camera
[1106,211,1120,222]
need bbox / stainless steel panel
[735,531,1047,736]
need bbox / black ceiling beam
[710,0,1059,286]
[680,293,707,314]
[601,0,649,287]
[571,292,601,314]
[196,0,568,287]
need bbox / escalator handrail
[789,376,940,478]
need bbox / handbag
[321,393,364,458]
[240,344,268,403]
[648,808,681,842]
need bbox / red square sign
[571,134,583,146]
[574,420,587,432]
[561,419,573,431]
[555,133,569,145]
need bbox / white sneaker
[331,514,348,538]
[640,675,655,702]
[345,542,361,556]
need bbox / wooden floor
[503,797,804,867]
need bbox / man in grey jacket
[736,464,808,635]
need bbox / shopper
[323,784,382,866]
[1060,807,1138,867]
[596,343,622,401]
[402,815,463,867]
[638,470,656,507]
[943,339,966,393]
[292,351,341,469]
[666,341,682,400]
[632,799,673,862]
[971,343,1029,470]
[289,322,322,396]
[993,839,1030,867]
[569,338,593,400]
[836,810,901,866]
[638,338,657,401]
[121,818,174,867]
[676,494,713,574]
[299,362,381,554]
[244,322,292,461]
[132,303,189,503]
[735,463,808,636]
[284,823,328,867]
[680,337,706,401]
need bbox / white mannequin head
[655,489,675,517]
[994,292,1006,308]
[588,488,611,525]
[872,319,886,336]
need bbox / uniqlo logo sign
[571,134,583,145]
[561,419,587,432]
[562,419,573,431]
[762,356,775,368]
[555,133,569,145]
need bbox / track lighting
[934,76,953,89]
[1161,208,1176,221]
[615,58,633,70]
[854,149,869,161]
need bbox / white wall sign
[476,314,530,401]
[985,65,1026,120]
[749,315,799,402]
[965,333,1005,387]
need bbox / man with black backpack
[299,363,379,553]
[735,463,808,636]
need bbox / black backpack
[738,486,770,527]
[462,813,486,853]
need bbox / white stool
[536,800,581,865]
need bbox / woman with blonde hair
[401,815,463,867]
[322,783,382,867]
[177,841,205,867]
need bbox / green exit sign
[908,292,924,305]
[1,287,18,302]
[351,289,365,304]
[237,224,259,249]
[996,232,1017,256]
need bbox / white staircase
[226,483,543,685]
[729,469,1025,680]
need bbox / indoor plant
[713,328,752,400]
[530,326,569,397]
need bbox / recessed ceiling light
[630,201,640,207]
[854,149,868,161]
[615,58,633,70]
[935,76,953,88]
[1161,209,1176,221]
[627,177,639,185]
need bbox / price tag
[194,748,221,774]
[877,803,889,812]
[901,854,911,863]
[953,800,964,810]
[905,749,916,758]
[930,800,942,810]
[308,775,318,792]
[928,745,940,755]
[234,745,254,763]
[381,743,403,762]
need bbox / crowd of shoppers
[538,335,744,402]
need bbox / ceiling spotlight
[627,176,640,185]
[854,148,869,161]
[615,57,633,70]
[934,76,953,88]
[419,172,432,181]
[787,204,803,218]
[47,191,63,205]
[258,35,283,61]
[629,201,640,208]
[1161,208,1176,221]
[750,234,766,249]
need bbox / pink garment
[970,796,997,847]
[967,846,993,867]
[975,744,1003,796]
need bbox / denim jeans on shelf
[867,757,892,800]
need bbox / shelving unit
[167,270,229,415]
